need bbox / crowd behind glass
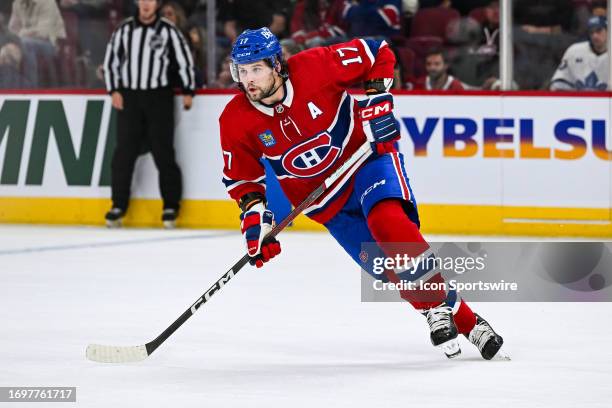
[0,0,608,91]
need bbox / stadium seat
[395,46,416,87]
[410,6,460,42]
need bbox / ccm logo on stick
[360,101,392,120]
[190,269,236,314]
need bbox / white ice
[0,225,610,407]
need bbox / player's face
[238,61,277,102]
[590,28,607,53]
[425,54,447,80]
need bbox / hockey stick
[86,141,373,363]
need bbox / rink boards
[0,90,610,237]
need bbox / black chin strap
[262,78,285,101]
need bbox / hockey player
[219,27,505,360]
[550,16,609,91]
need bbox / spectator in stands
[416,48,464,90]
[445,16,495,88]
[161,1,205,88]
[512,0,577,89]
[59,0,111,67]
[187,23,206,87]
[0,41,31,88]
[442,1,499,88]
[280,38,304,59]
[342,0,401,39]
[162,1,189,35]
[2,13,34,88]
[289,0,345,48]
[469,0,499,56]
[572,1,592,36]
[212,54,238,88]
[0,12,17,48]
[218,0,290,43]
[572,0,607,36]
[8,0,66,87]
[550,15,608,91]
[591,0,607,17]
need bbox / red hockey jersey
[219,38,395,224]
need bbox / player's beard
[246,76,281,103]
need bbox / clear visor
[230,57,278,83]
[230,61,240,82]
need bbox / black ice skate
[162,209,178,229]
[105,208,125,228]
[423,303,461,358]
[465,314,509,360]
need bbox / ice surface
[0,225,610,407]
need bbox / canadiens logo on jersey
[281,133,342,178]
[266,92,355,179]
[258,130,276,147]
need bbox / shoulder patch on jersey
[149,33,165,50]
[258,130,276,147]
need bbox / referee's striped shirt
[103,15,195,94]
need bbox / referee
[103,0,195,228]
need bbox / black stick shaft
[145,142,372,356]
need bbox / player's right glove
[240,202,282,268]
[357,92,400,155]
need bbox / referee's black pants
[111,88,183,212]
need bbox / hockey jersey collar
[249,79,295,117]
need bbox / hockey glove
[357,93,400,155]
[240,202,282,268]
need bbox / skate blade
[105,219,122,228]
[491,346,511,361]
[163,220,176,229]
[438,338,461,359]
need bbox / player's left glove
[240,202,282,268]
[357,93,400,155]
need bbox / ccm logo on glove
[359,100,393,120]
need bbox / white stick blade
[86,344,148,363]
